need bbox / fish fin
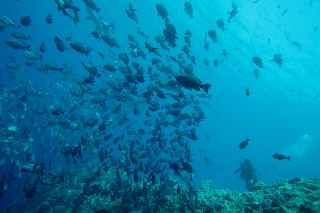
[287,156,291,161]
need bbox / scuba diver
[231,159,259,191]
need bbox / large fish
[0,15,19,28]
[86,6,103,35]
[175,74,211,93]
[21,162,45,173]
[5,39,30,50]
[272,153,290,161]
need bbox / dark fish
[61,145,73,156]
[98,52,104,59]
[55,0,80,24]
[45,14,53,24]
[129,2,137,13]
[253,69,260,78]
[175,74,211,93]
[239,138,249,149]
[184,1,194,19]
[104,63,117,72]
[41,176,63,185]
[252,56,264,68]
[156,4,169,22]
[228,2,238,22]
[7,62,20,70]
[83,0,100,13]
[126,7,138,23]
[246,88,250,96]
[72,143,83,159]
[74,193,85,209]
[278,8,288,19]
[11,32,31,40]
[20,16,32,27]
[90,29,100,39]
[83,183,99,196]
[39,42,46,53]
[102,35,121,49]
[208,30,217,42]
[54,36,65,52]
[134,169,139,183]
[24,173,41,198]
[270,54,283,68]
[145,41,162,57]
[51,108,66,115]
[98,121,106,131]
[216,19,225,31]
[21,163,45,173]
[70,41,90,56]
[104,134,112,141]
[5,38,30,50]
[272,153,290,161]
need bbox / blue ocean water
[0,0,320,210]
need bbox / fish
[208,30,217,42]
[70,41,90,56]
[83,0,100,13]
[239,138,249,149]
[54,36,65,52]
[104,63,117,73]
[41,175,63,185]
[175,74,211,93]
[24,173,41,198]
[221,49,228,60]
[272,153,290,161]
[270,54,283,68]
[216,19,225,31]
[39,42,46,53]
[145,41,162,57]
[0,15,19,28]
[7,62,20,70]
[184,1,194,19]
[5,39,30,50]
[21,163,45,173]
[45,14,53,24]
[102,35,121,49]
[23,51,43,61]
[278,8,288,19]
[20,16,32,27]
[54,0,80,24]
[98,52,104,59]
[86,6,103,35]
[126,8,138,23]
[252,56,264,68]
[51,108,66,115]
[228,2,238,22]
[253,69,260,78]
[46,63,64,71]
[156,4,169,22]
[246,88,250,96]
[11,32,31,40]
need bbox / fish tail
[287,156,291,161]
[201,84,211,94]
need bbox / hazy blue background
[0,0,320,208]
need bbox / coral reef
[3,163,320,213]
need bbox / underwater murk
[0,0,320,212]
